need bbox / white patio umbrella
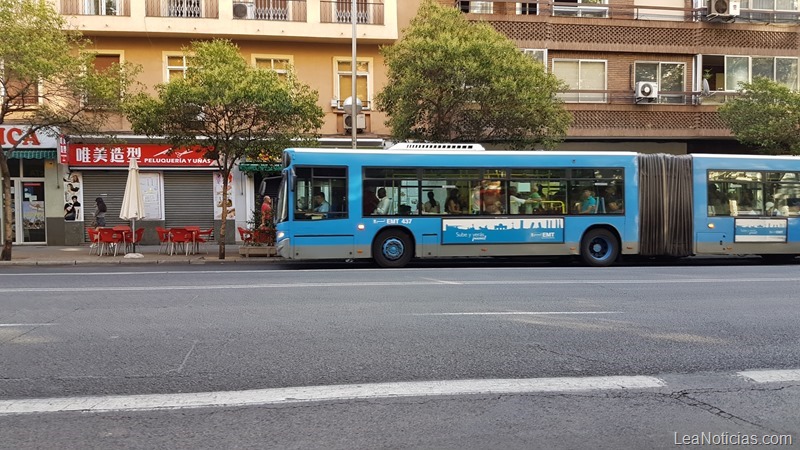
[119,157,145,254]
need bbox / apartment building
[3,0,417,246]
[447,0,799,154]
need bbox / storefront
[62,141,240,245]
[0,126,59,246]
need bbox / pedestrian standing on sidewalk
[94,197,107,227]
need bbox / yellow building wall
[88,36,389,137]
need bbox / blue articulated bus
[274,143,800,267]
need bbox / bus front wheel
[580,229,619,267]
[373,230,413,268]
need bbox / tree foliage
[375,0,571,149]
[718,77,800,155]
[0,0,138,261]
[124,39,323,259]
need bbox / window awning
[239,163,282,173]
[6,149,57,160]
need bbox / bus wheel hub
[383,239,404,260]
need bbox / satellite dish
[343,96,363,115]
[701,79,711,96]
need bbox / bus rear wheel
[580,229,619,267]
[373,230,413,268]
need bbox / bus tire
[580,229,619,267]
[373,230,413,268]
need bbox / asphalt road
[0,259,798,449]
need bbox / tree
[0,0,137,261]
[718,77,800,155]
[124,39,324,259]
[375,0,571,149]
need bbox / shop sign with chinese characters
[66,143,216,167]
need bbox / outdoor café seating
[97,227,126,257]
[167,227,195,256]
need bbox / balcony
[320,1,385,25]
[230,1,307,22]
[60,0,131,16]
[146,0,219,18]
[455,0,800,22]
[58,0,398,42]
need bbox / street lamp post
[351,0,357,149]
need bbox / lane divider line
[0,375,664,416]
[415,311,621,316]
[738,369,800,383]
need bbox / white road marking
[738,369,800,383]
[416,311,621,316]
[0,324,56,327]
[0,375,664,416]
[0,278,795,293]
[420,277,462,285]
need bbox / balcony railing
[557,89,742,105]
[320,1,384,25]
[60,0,131,16]
[457,0,800,22]
[231,0,307,22]
[145,0,219,18]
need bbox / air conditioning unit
[634,81,659,103]
[344,113,366,132]
[709,0,740,16]
[233,2,255,19]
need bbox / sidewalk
[0,244,281,266]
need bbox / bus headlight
[277,231,285,239]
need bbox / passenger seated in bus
[579,189,597,214]
[446,189,462,214]
[373,188,392,215]
[423,191,441,214]
[364,188,379,215]
[765,202,782,216]
[604,185,623,213]
[486,200,505,214]
[708,184,728,215]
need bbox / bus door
[697,180,735,254]
[290,166,354,259]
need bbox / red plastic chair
[156,227,171,254]
[168,227,194,256]
[194,228,213,254]
[98,228,125,257]
[238,226,254,246]
[87,227,101,255]
[129,228,145,253]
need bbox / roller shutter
[163,172,214,230]
[81,171,128,240]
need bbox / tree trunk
[218,169,229,260]
[1,153,13,261]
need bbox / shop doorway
[12,180,47,243]
[2,159,47,244]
